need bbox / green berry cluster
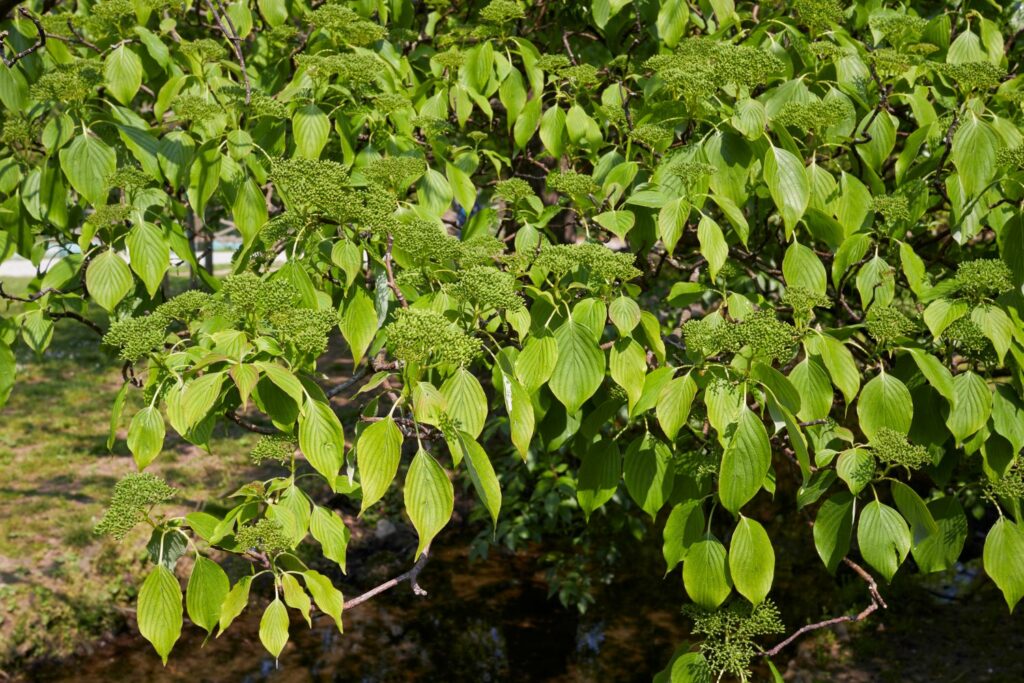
[936,62,1005,91]
[270,157,351,216]
[630,123,674,148]
[868,13,927,43]
[449,266,524,312]
[478,0,525,24]
[669,158,717,189]
[0,116,36,147]
[997,145,1024,169]
[95,473,175,541]
[871,427,931,470]
[782,286,831,319]
[363,156,427,190]
[220,273,299,321]
[411,115,453,138]
[269,308,340,357]
[547,171,599,198]
[433,48,466,70]
[85,204,130,229]
[250,435,296,466]
[684,600,785,681]
[954,259,1014,302]
[373,93,412,115]
[29,60,103,103]
[180,38,227,63]
[385,308,481,368]
[722,310,797,364]
[681,318,725,357]
[559,64,601,87]
[171,94,224,122]
[107,167,153,193]
[393,219,461,262]
[871,194,910,224]
[536,54,571,72]
[645,38,782,102]
[870,48,921,78]
[155,291,211,322]
[865,305,915,345]
[773,98,851,132]
[234,518,292,555]
[104,315,169,362]
[792,0,845,32]
[942,317,989,357]
[310,5,387,45]
[533,243,641,285]
[988,466,1024,501]
[494,178,536,204]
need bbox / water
[23,540,688,682]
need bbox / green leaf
[577,439,621,521]
[454,432,501,528]
[663,500,704,573]
[623,434,675,519]
[923,298,969,338]
[729,516,775,604]
[217,575,252,635]
[302,570,344,632]
[293,104,330,159]
[764,145,809,238]
[683,534,732,609]
[310,506,350,573]
[298,397,345,482]
[857,371,912,441]
[440,367,487,439]
[0,340,14,409]
[126,223,170,298]
[656,0,689,47]
[357,416,403,513]
[971,304,1013,365]
[281,573,312,628]
[992,385,1024,456]
[696,215,728,282]
[128,406,165,470]
[550,318,604,415]
[658,197,690,254]
[137,566,182,665]
[255,362,305,406]
[594,210,635,238]
[836,448,874,495]
[516,334,558,393]
[404,447,454,559]
[174,372,225,433]
[906,348,955,403]
[814,492,854,573]
[952,112,998,197]
[104,45,143,105]
[186,556,229,636]
[232,176,267,245]
[857,500,911,582]
[984,518,1024,611]
[258,598,289,660]
[783,241,826,295]
[609,338,645,412]
[187,142,222,218]
[945,371,991,443]
[718,408,771,514]
[891,480,939,545]
[657,374,697,441]
[912,496,968,574]
[59,133,116,204]
[86,249,134,312]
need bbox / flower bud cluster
[936,62,1005,91]
[494,178,536,204]
[171,94,223,123]
[954,259,1013,302]
[250,435,296,466]
[310,5,387,45]
[363,156,427,189]
[95,473,175,541]
[630,124,674,148]
[29,60,103,103]
[942,317,989,357]
[722,310,797,363]
[792,0,845,32]
[646,38,781,101]
[871,427,931,469]
[181,38,227,63]
[271,157,350,216]
[870,194,910,224]
[235,518,292,555]
[269,308,341,357]
[449,266,524,312]
[373,93,412,115]
[868,13,927,44]
[385,308,482,367]
[479,0,525,24]
[865,305,915,344]
[533,243,641,285]
[988,466,1024,501]
[107,167,153,192]
[782,286,830,318]
[684,600,785,681]
[669,158,717,188]
[546,171,599,198]
[773,98,852,132]
[104,314,170,362]
[221,273,299,321]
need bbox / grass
[0,276,257,670]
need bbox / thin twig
[342,543,431,611]
[225,410,276,434]
[2,9,45,68]
[326,365,369,398]
[204,0,251,104]
[764,557,886,658]
[48,311,104,336]
[384,232,409,309]
[361,415,440,440]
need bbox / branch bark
[342,543,431,611]
[1,8,44,67]
[763,557,887,658]
[203,0,250,104]
[384,232,409,309]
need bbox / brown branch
[764,557,886,658]
[203,0,250,104]
[225,410,276,434]
[360,415,440,440]
[326,365,369,398]
[65,18,100,52]
[0,282,62,303]
[1,8,45,67]
[383,232,409,309]
[48,311,104,336]
[122,361,143,388]
[342,543,431,611]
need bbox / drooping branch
[336,543,431,612]
[225,410,277,434]
[1,8,45,67]
[763,557,887,658]
[203,0,250,104]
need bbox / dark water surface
[25,540,688,683]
